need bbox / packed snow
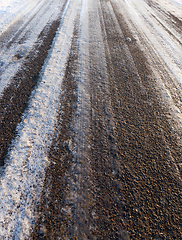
[155,0,182,19]
[0,0,82,238]
[0,0,41,33]
[0,0,65,97]
[113,0,182,154]
[119,0,182,85]
[0,0,182,238]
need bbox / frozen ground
[113,0,182,138]
[0,0,80,238]
[0,0,182,239]
[0,0,38,32]
[0,0,64,96]
[118,0,182,85]
[155,0,182,19]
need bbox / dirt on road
[31,0,182,239]
[0,0,181,239]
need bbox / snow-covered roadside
[0,0,65,97]
[0,0,81,238]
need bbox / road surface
[0,0,182,239]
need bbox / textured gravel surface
[0,0,182,239]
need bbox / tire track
[2,0,181,238]
[101,0,182,238]
[0,0,55,50]
[31,22,80,239]
[0,0,68,166]
[0,0,79,237]
[32,1,97,238]
[88,0,129,238]
[111,0,182,161]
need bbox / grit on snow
[0,0,78,238]
[0,0,64,96]
[118,0,182,85]
[114,0,182,133]
[156,0,182,19]
[0,0,182,239]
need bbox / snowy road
[0,0,182,239]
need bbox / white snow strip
[112,0,182,116]
[120,0,182,86]
[112,0,182,150]
[0,0,65,97]
[0,0,46,34]
[155,0,182,19]
[0,0,80,238]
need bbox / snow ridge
[0,0,80,238]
